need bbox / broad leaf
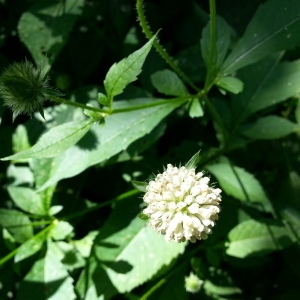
[18,0,84,68]
[17,241,76,300]
[7,186,47,215]
[230,53,283,123]
[104,35,156,107]
[151,69,188,97]
[50,221,74,240]
[240,116,298,140]
[223,0,300,73]
[233,58,300,123]
[226,219,293,258]
[0,209,33,243]
[37,98,184,190]
[206,161,270,207]
[1,119,94,161]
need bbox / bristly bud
[0,60,59,121]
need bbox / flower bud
[0,60,59,121]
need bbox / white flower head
[142,164,221,243]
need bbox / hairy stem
[136,0,199,92]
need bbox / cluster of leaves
[0,0,300,299]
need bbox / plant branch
[136,0,199,92]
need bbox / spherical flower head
[143,164,221,243]
[185,272,204,293]
[0,60,52,121]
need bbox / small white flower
[143,164,221,243]
[185,272,204,293]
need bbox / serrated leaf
[241,116,298,140]
[104,35,156,107]
[131,180,147,192]
[7,186,47,215]
[95,217,186,294]
[223,0,300,73]
[188,98,203,118]
[1,119,94,161]
[18,0,84,68]
[151,69,188,97]
[216,76,244,94]
[206,162,270,206]
[226,219,292,258]
[17,241,76,300]
[37,98,184,191]
[0,209,33,243]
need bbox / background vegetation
[0,0,300,299]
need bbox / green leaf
[223,0,300,73]
[17,241,76,300]
[18,0,84,68]
[1,119,94,161]
[216,76,244,94]
[95,217,186,294]
[188,98,203,118]
[12,124,30,153]
[7,186,47,216]
[206,161,270,207]
[240,116,298,140]
[151,69,188,97]
[73,231,98,258]
[50,221,74,241]
[131,180,147,192]
[15,229,49,263]
[0,209,33,243]
[226,219,293,258]
[204,280,242,297]
[104,35,157,107]
[201,17,232,74]
[37,98,184,191]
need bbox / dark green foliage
[0,0,300,299]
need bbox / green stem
[48,96,109,114]
[0,221,57,267]
[204,0,217,91]
[136,0,199,92]
[139,278,167,300]
[63,189,140,221]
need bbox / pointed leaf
[185,151,200,169]
[17,242,76,300]
[201,17,232,73]
[104,35,157,107]
[37,98,184,190]
[227,219,293,258]
[240,116,298,140]
[1,119,94,160]
[151,69,188,97]
[223,0,300,73]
